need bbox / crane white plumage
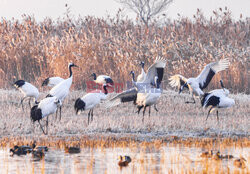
[179,58,230,103]
[14,80,39,110]
[136,61,146,82]
[74,84,108,125]
[201,80,235,121]
[30,96,62,134]
[91,73,114,86]
[42,77,64,87]
[169,74,190,93]
[46,62,78,120]
[169,74,199,103]
[131,72,162,122]
[104,57,166,109]
[141,57,166,86]
[133,57,166,122]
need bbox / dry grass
[0,8,249,93]
[0,88,249,138]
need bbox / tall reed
[0,8,248,93]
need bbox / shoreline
[1,133,249,149]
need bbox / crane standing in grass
[46,63,78,120]
[201,80,235,121]
[14,80,39,110]
[74,84,108,125]
[30,96,62,134]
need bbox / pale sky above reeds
[0,0,249,21]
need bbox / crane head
[69,62,78,68]
[139,61,145,68]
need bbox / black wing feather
[74,98,85,114]
[42,78,49,86]
[201,93,220,107]
[199,69,215,90]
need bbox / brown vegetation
[0,8,249,93]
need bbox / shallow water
[0,144,249,174]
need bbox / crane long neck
[141,67,145,73]
[141,63,144,70]
[93,73,97,80]
[220,80,225,91]
[69,65,73,78]
[131,72,135,82]
[103,85,108,95]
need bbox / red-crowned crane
[90,73,114,86]
[14,80,39,110]
[179,58,229,103]
[131,57,166,122]
[46,62,78,120]
[74,84,108,125]
[201,80,235,122]
[105,57,166,120]
[30,96,62,134]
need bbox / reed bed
[0,8,249,93]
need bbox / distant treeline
[0,8,249,93]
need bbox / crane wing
[103,87,137,108]
[169,74,188,89]
[196,58,229,90]
[142,57,167,85]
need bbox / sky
[0,0,249,21]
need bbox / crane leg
[28,98,31,108]
[142,106,147,123]
[38,120,46,135]
[55,109,58,120]
[20,97,27,111]
[87,110,91,125]
[91,109,94,122]
[148,106,151,117]
[46,116,49,135]
[59,106,62,121]
[154,104,158,112]
[137,106,143,114]
[216,110,219,122]
[206,106,214,121]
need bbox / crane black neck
[69,65,73,78]
[103,85,108,95]
[92,73,97,80]
[131,72,135,82]
[141,63,144,69]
